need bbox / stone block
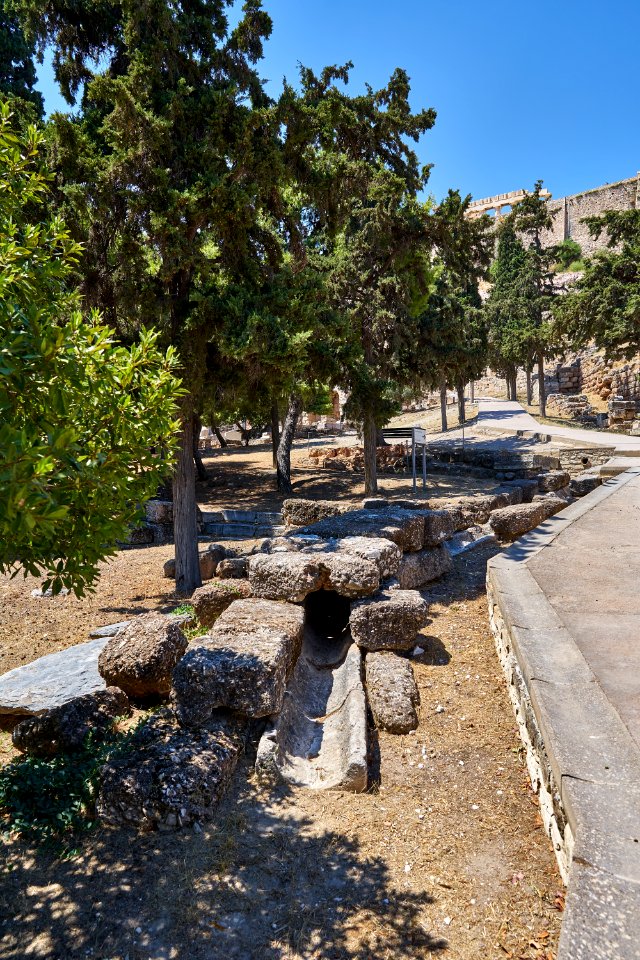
[282,498,348,527]
[12,687,130,757]
[421,509,456,547]
[350,590,428,651]
[299,508,424,553]
[365,651,419,733]
[98,614,188,699]
[145,499,173,524]
[570,473,602,497]
[191,579,252,628]
[488,502,549,541]
[396,545,452,589]
[537,469,571,493]
[217,557,248,579]
[248,553,325,602]
[172,599,304,725]
[0,638,108,716]
[96,709,242,831]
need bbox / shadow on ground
[0,761,448,960]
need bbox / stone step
[599,458,640,478]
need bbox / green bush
[0,724,138,848]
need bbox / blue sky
[36,0,640,203]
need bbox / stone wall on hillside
[556,346,640,402]
[541,175,639,255]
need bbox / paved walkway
[477,397,640,451]
[487,469,640,957]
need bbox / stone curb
[487,467,640,960]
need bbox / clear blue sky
[36,0,640,203]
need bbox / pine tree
[0,0,43,116]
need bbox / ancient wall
[542,175,639,254]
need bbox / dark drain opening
[303,590,352,669]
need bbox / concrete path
[477,397,640,451]
[487,469,640,958]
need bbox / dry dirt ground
[0,443,564,959]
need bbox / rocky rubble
[12,687,130,757]
[96,709,242,831]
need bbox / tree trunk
[505,375,512,401]
[526,368,533,406]
[276,392,302,494]
[511,371,518,403]
[363,408,378,496]
[192,415,208,481]
[538,352,546,418]
[456,380,465,425]
[469,380,475,403]
[270,402,280,469]
[439,379,448,432]
[173,413,202,596]
[211,422,227,448]
[376,428,387,446]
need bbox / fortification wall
[542,175,639,254]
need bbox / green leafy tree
[18,0,282,593]
[0,105,181,596]
[555,210,640,359]
[0,0,43,117]
[485,220,530,400]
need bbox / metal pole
[422,441,426,491]
[412,430,416,493]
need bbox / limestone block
[191,579,252,628]
[0,638,108,716]
[570,473,602,497]
[282,498,348,527]
[172,599,304,725]
[537,470,571,493]
[248,553,325,602]
[12,687,130,757]
[299,508,424,552]
[488,502,549,541]
[350,590,428,651]
[396,545,452,589]
[96,709,242,831]
[217,558,248,580]
[163,544,226,581]
[365,651,419,733]
[145,500,173,524]
[420,509,457,547]
[98,615,188,699]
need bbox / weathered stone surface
[570,473,602,497]
[396,545,452,589]
[365,651,419,733]
[173,599,304,725]
[421,509,456,547]
[98,615,188,699]
[488,502,549,541]
[282,498,348,527]
[248,553,325,602]
[537,495,569,518]
[320,553,380,598]
[503,478,539,503]
[489,485,524,509]
[350,590,428,651]
[12,687,130,757]
[0,638,108,716]
[257,642,367,792]
[446,525,497,557]
[300,508,424,552]
[537,469,571,493]
[216,557,249,580]
[145,499,173,524]
[361,497,389,510]
[123,524,154,546]
[191,579,252,628]
[96,709,241,831]
[89,622,130,639]
[333,536,401,580]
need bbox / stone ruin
[0,466,605,834]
